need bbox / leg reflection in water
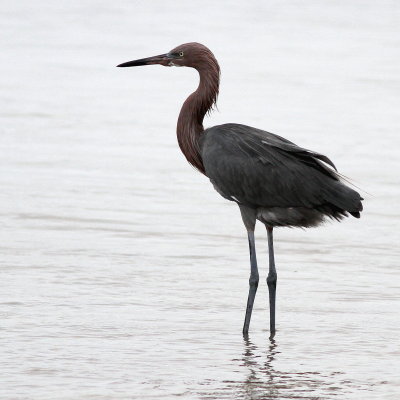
[240,337,279,399]
[237,337,347,400]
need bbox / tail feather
[323,180,363,219]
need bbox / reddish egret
[117,42,363,338]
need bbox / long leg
[266,226,277,339]
[243,230,259,335]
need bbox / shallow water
[1,1,400,399]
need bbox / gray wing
[200,123,361,213]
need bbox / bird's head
[117,42,218,71]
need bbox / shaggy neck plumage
[177,61,220,174]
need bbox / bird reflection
[197,336,348,399]
[232,336,345,400]
[240,336,280,399]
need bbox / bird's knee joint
[267,273,277,286]
[249,275,259,287]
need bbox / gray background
[1,1,399,399]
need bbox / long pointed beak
[117,53,169,67]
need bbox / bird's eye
[169,52,183,58]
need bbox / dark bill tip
[116,54,168,68]
[117,59,149,68]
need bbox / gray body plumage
[200,123,363,228]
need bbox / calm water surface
[1,1,400,399]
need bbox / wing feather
[200,123,356,210]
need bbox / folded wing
[200,123,362,217]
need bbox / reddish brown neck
[177,64,220,174]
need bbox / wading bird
[117,43,363,338]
